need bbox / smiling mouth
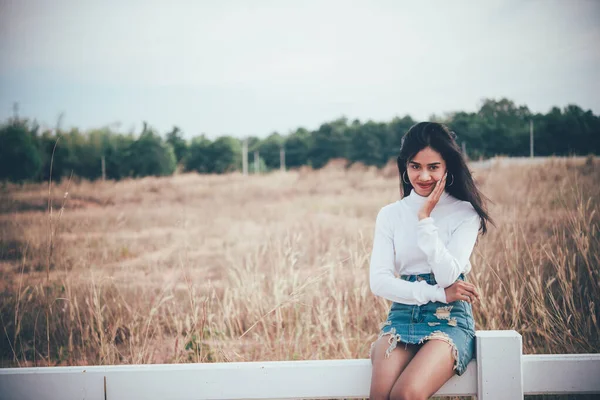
[417,182,433,188]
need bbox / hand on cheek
[418,173,447,220]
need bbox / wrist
[437,286,448,303]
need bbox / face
[406,146,447,196]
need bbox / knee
[390,384,426,400]
[369,387,390,400]
[369,394,389,400]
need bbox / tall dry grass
[0,157,598,371]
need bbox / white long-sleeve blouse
[369,189,480,306]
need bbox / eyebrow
[409,161,441,166]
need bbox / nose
[419,170,432,182]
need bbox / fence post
[476,330,523,399]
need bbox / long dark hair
[396,122,493,234]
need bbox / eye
[430,166,439,171]
[410,164,419,170]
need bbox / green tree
[184,135,241,174]
[88,129,134,180]
[254,132,284,170]
[38,130,74,182]
[532,109,561,156]
[285,128,311,168]
[0,120,42,182]
[350,120,392,167]
[206,136,241,173]
[308,118,350,169]
[476,98,531,156]
[166,126,188,164]
[387,115,415,156]
[64,128,101,180]
[448,111,485,159]
[184,135,212,173]
[3,96,599,183]
[125,123,176,177]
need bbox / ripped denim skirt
[373,273,476,376]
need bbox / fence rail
[1,331,599,400]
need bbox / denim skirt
[373,273,476,376]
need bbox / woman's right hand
[444,280,480,303]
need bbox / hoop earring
[447,173,454,187]
[402,171,411,185]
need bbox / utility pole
[101,156,106,181]
[254,151,259,174]
[461,142,467,160]
[242,138,248,176]
[280,147,286,172]
[530,119,534,158]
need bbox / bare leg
[369,336,419,400]
[389,339,456,400]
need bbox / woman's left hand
[418,173,447,220]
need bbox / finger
[428,180,441,199]
[465,285,480,300]
[459,282,479,299]
[434,179,442,198]
[465,283,480,297]
[429,184,439,200]
[438,174,447,193]
[433,178,443,199]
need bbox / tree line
[1,98,599,183]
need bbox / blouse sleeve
[416,211,480,288]
[369,207,447,305]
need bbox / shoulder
[379,200,400,213]
[375,201,402,223]
[378,200,405,216]
[446,194,479,222]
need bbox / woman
[369,122,492,400]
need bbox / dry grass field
[1,157,599,374]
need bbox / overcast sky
[1,0,599,138]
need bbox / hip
[391,272,475,332]
[388,299,475,332]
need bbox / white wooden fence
[1,331,599,400]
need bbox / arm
[369,207,447,305]
[416,213,480,288]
